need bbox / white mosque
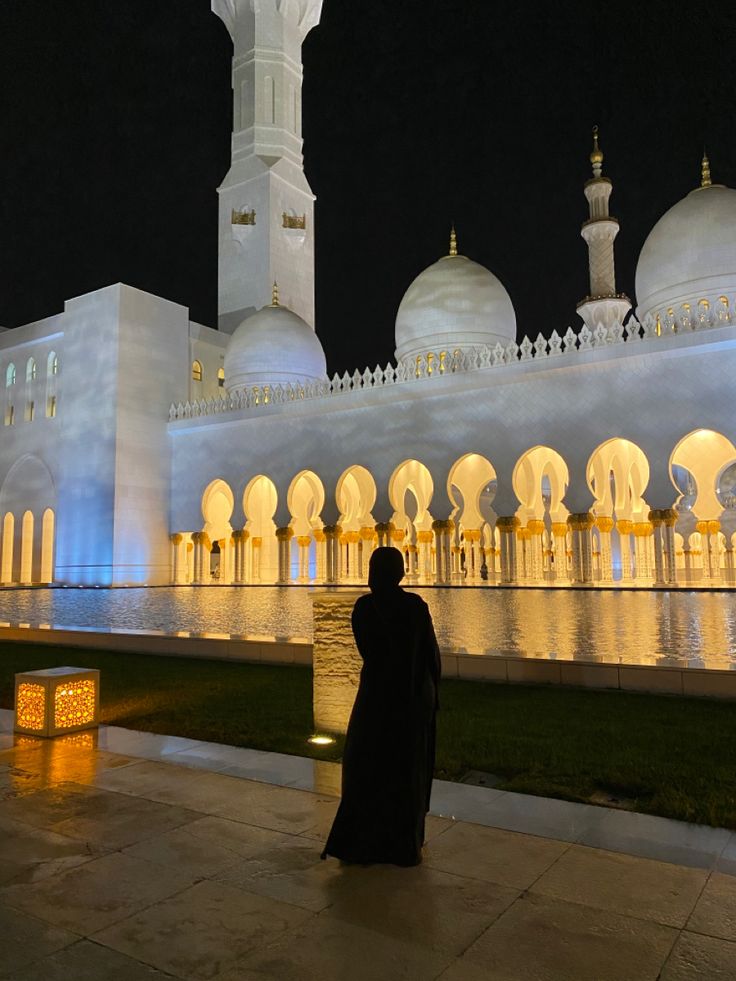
[1,0,735,592]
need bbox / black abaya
[322,566,441,867]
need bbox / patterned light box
[14,666,100,737]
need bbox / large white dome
[224,302,327,393]
[635,183,736,326]
[394,252,517,364]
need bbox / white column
[617,521,633,582]
[323,525,341,584]
[275,527,293,584]
[568,514,594,585]
[496,517,519,585]
[595,517,614,582]
[551,522,569,584]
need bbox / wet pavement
[1,711,735,980]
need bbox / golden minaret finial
[590,125,604,178]
[271,281,280,307]
[701,151,712,188]
[449,224,458,257]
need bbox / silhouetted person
[321,546,441,866]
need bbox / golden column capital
[633,521,653,537]
[616,519,633,535]
[595,516,614,533]
[312,529,326,543]
[170,533,183,545]
[252,537,262,548]
[551,522,568,536]
[708,519,721,534]
[526,520,545,535]
[464,528,482,541]
[567,512,595,530]
[360,526,375,540]
[417,530,434,544]
[296,535,312,547]
[496,516,521,532]
[232,529,250,543]
[374,522,394,535]
[390,528,406,543]
[517,528,531,541]
[275,527,294,541]
[322,524,343,538]
[662,508,679,526]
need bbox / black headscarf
[368,546,405,592]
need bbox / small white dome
[395,253,516,364]
[635,184,736,325]
[224,303,327,392]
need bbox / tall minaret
[212,0,323,333]
[576,127,631,331]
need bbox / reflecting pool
[1,586,735,669]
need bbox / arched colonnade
[171,431,736,588]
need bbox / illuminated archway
[40,508,55,583]
[243,475,278,582]
[448,453,496,582]
[201,479,235,583]
[337,465,378,582]
[513,445,569,584]
[287,470,325,581]
[389,459,434,581]
[20,510,33,584]
[1,513,13,583]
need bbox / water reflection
[0,586,735,669]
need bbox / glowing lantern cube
[14,667,100,737]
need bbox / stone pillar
[464,529,482,581]
[360,527,375,578]
[567,513,594,584]
[485,545,497,584]
[617,520,633,582]
[526,520,545,583]
[648,510,666,586]
[516,527,530,581]
[323,525,342,583]
[407,544,418,579]
[311,591,365,735]
[313,528,326,581]
[390,526,406,579]
[432,519,453,585]
[275,526,294,583]
[661,509,678,585]
[551,522,569,584]
[725,547,735,586]
[417,530,433,582]
[232,529,249,583]
[296,535,312,580]
[698,520,722,583]
[191,531,211,584]
[595,516,614,582]
[374,522,393,548]
[633,521,653,583]
[251,537,262,581]
[170,533,183,584]
[496,517,520,584]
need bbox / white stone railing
[168,312,730,422]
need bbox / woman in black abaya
[321,547,441,866]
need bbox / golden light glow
[54,679,96,730]
[308,734,335,746]
[16,682,46,731]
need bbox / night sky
[1,0,735,373]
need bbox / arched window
[192,360,203,382]
[218,367,225,388]
[26,358,37,382]
[5,405,14,426]
[6,364,16,387]
[47,395,57,418]
[26,401,35,422]
[48,352,59,376]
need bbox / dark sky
[1,0,735,373]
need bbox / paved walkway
[1,712,735,980]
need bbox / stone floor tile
[0,904,79,977]
[123,818,292,878]
[49,788,202,850]
[8,939,178,981]
[577,808,732,871]
[213,915,452,981]
[423,820,570,889]
[687,872,736,942]
[0,782,110,830]
[213,833,342,911]
[0,851,197,935]
[659,930,736,980]
[532,844,707,927]
[93,879,313,981]
[320,862,520,955]
[461,892,677,980]
[469,789,603,843]
[0,814,104,886]
[95,726,205,760]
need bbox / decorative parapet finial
[271,281,280,307]
[449,224,458,257]
[701,151,712,188]
[590,125,604,178]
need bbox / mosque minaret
[577,127,632,332]
[212,0,322,332]
[1,2,735,591]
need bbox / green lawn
[2,642,735,830]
